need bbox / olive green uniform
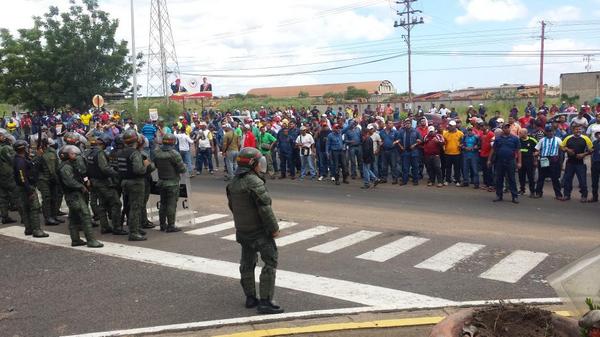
[226,172,279,301]
[82,150,100,223]
[0,142,16,221]
[154,147,187,230]
[58,160,99,245]
[141,150,155,228]
[86,147,122,233]
[118,146,152,239]
[14,154,44,236]
[35,147,60,222]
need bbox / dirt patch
[469,304,561,337]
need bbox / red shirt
[479,130,495,157]
[423,134,444,156]
[243,131,256,148]
[518,116,532,128]
[416,126,429,138]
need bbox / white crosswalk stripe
[149,210,197,222]
[307,230,381,254]
[186,221,234,236]
[221,221,298,241]
[152,213,229,231]
[479,250,548,283]
[276,226,337,247]
[414,242,485,272]
[356,236,430,262]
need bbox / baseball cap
[545,126,553,132]
[448,120,457,126]
[300,126,307,131]
[367,124,375,130]
[428,126,435,132]
[496,118,505,123]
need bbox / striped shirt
[535,136,561,157]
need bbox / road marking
[186,221,234,236]
[307,230,381,254]
[221,221,298,241]
[414,242,486,272]
[61,299,564,337]
[479,250,548,283]
[356,236,430,262]
[276,226,337,247]
[148,209,197,222]
[0,226,454,310]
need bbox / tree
[344,86,369,100]
[0,0,134,111]
[298,91,309,98]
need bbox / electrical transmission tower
[394,0,424,110]
[146,0,180,99]
[584,54,595,72]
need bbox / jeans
[400,153,419,183]
[445,154,461,183]
[424,155,443,184]
[300,154,316,178]
[518,156,535,193]
[317,150,329,177]
[329,150,348,181]
[462,155,479,185]
[225,151,238,178]
[180,150,192,174]
[480,156,494,187]
[381,149,398,181]
[195,148,213,173]
[495,159,518,199]
[347,146,363,177]
[592,162,600,199]
[362,162,377,185]
[536,157,562,198]
[563,162,588,198]
[279,151,295,177]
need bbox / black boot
[112,227,128,235]
[32,229,49,238]
[245,296,259,309]
[100,227,113,234]
[159,223,167,231]
[71,239,87,247]
[142,221,156,229]
[52,217,65,224]
[166,226,181,233]
[45,218,60,226]
[138,229,147,235]
[128,233,147,241]
[257,299,284,314]
[57,210,67,216]
[2,216,16,224]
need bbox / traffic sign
[92,95,104,108]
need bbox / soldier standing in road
[58,145,103,248]
[153,133,186,232]
[0,129,17,224]
[138,135,156,230]
[226,147,283,315]
[86,135,128,235]
[35,136,64,226]
[13,140,49,238]
[117,130,152,241]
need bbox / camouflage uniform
[154,144,186,231]
[35,146,62,225]
[0,137,17,223]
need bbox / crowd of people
[1,99,599,243]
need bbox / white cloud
[455,0,528,24]
[527,5,581,27]
[0,0,395,96]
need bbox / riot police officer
[226,147,283,314]
[118,129,152,241]
[153,133,187,232]
[35,136,63,226]
[86,135,127,235]
[0,129,17,224]
[58,145,103,248]
[13,140,49,238]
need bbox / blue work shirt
[141,123,157,142]
[379,129,398,151]
[462,134,480,157]
[326,132,344,153]
[396,127,422,156]
[593,139,600,162]
[277,132,294,154]
[493,134,520,161]
[343,127,361,146]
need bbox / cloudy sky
[3,0,600,96]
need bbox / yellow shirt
[80,113,92,126]
[6,121,17,132]
[443,130,464,155]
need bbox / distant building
[247,80,396,98]
[560,71,600,101]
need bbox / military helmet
[114,134,124,148]
[59,145,81,161]
[122,129,138,145]
[13,140,28,152]
[235,147,266,175]
[96,135,112,146]
[63,132,79,145]
[0,128,7,142]
[162,133,176,145]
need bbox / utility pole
[538,20,546,108]
[394,0,424,111]
[130,0,138,112]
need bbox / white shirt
[428,107,437,114]
[175,132,194,151]
[296,133,314,155]
[370,132,381,153]
[196,130,211,148]
[439,108,449,116]
[586,123,600,137]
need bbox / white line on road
[276,226,337,247]
[479,250,548,283]
[186,221,235,236]
[62,297,563,337]
[148,210,197,222]
[151,213,229,231]
[415,242,486,272]
[0,226,455,310]
[356,236,430,262]
[307,230,381,254]
[221,221,298,241]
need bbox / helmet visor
[257,156,267,174]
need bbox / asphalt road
[0,173,598,337]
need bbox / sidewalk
[143,304,569,337]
